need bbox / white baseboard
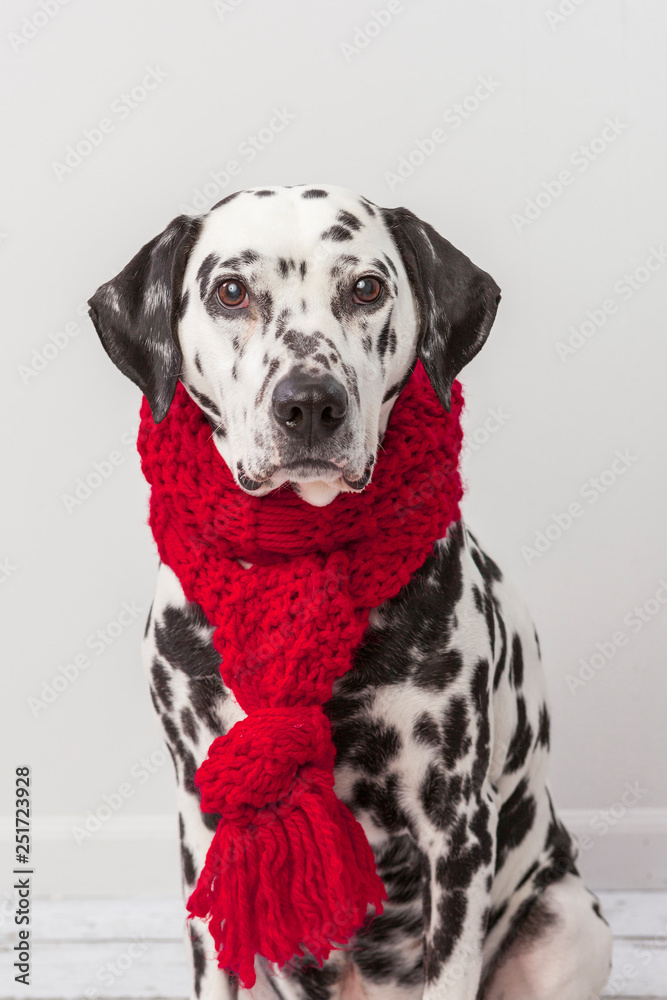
[560,807,667,891]
[1,809,666,896]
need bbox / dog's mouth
[236,457,375,494]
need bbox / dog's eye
[353,276,383,304]
[217,280,249,309]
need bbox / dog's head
[89,185,500,506]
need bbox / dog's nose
[272,372,348,444]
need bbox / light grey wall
[1,0,666,895]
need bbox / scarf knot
[196,706,336,824]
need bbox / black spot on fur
[505,696,533,773]
[536,703,550,748]
[534,800,578,889]
[154,603,225,735]
[534,627,541,658]
[180,705,199,743]
[193,352,203,376]
[189,925,206,996]
[360,198,377,217]
[181,840,196,887]
[383,252,398,275]
[382,380,403,404]
[335,717,402,775]
[509,633,524,687]
[274,307,290,340]
[337,209,363,231]
[210,191,241,211]
[471,658,490,715]
[299,260,307,278]
[302,188,329,198]
[471,541,503,584]
[419,765,461,830]
[375,833,426,906]
[162,713,198,791]
[351,772,410,834]
[144,603,153,638]
[413,712,441,747]
[426,889,468,979]
[196,253,220,299]
[254,189,275,196]
[255,358,280,406]
[187,384,221,418]
[283,329,321,357]
[321,225,353,242]
[151,658,173,711]
[442,696,472,769]
[290,961,340,999]
[201,809,222,833]
[371,257,391,279]
[256,289,274,326]
[377,312,392,361]
[414,648,464,692]
[495,777,537,870]
[493,603,508,690]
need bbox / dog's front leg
[418,785,498,1000]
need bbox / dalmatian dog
[88,184,613,1000]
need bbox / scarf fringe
[188,778,386,988]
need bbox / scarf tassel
[186,707,386,988]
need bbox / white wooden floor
[0,893,666,999]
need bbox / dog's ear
[381,206,501,410]
[88,214,202,422]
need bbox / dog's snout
[272,372,348,444]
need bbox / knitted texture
[137,362,464,987]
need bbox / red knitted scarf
[137,362,464,987]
